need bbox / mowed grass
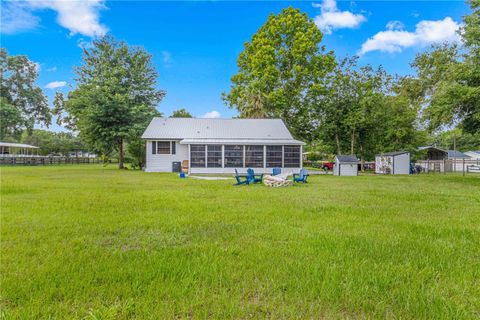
[1,165,479,319]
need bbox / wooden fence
[0,156,113,166]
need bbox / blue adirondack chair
[293,169,309,183]
[247,168,263,184]
[234,169,249,185]
[272,167,281,176]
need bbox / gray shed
[375,151,410,175]
[333,155,359,176]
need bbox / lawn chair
[247,168,263,184]
[272,167,281,176]
[293,169,309,183]
[234,169,249,185]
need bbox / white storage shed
[375,151,410,175]
[333,155,359,176]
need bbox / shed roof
[0,142,39,149]
[335,155,359,163]
[376,151,409,157]
[447,150,470,158]
[142,118,302,143]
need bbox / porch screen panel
[191,144,206,168]
[266,146,282,167]
[224,145,243,168]
[245,145,264,168]
[284,145,301,168]
[207,145,222,168]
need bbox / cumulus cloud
[313,0,366,34]
[1,0,108,37]
[45,81,67,89]
[359,17,461,55]
[201,110,221,119]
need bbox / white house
[141,118,305,174]
[333,155,359,176]
[375,151,410,175]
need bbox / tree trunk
[335,127,341,155]
[360,144,365,172]
[118,138,124,169]
[350,129,355,155]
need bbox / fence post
[463,159,465,176]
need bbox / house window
[191,144,206,168]
[207,145,222,168]
[157,141,171,154]
[245,145,264,168]
[224,145,243,168]
[152,141,157,154]
[266,146,282,168]
[284,145,301,168]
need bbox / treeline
[1,2,478,169]
[222,3,479,161]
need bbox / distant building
[417,146,470,160]
[0,142,39,156]
[333,155,359,176]
[464,151,480,160]
[375,151,410,175]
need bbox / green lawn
[1,166,479,319]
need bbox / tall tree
[222,7,335,140]
[0,48,50,140]
[56,36,165,168]
[170,108,192,118]
[412,1,480,134]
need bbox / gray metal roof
[142,118,302,143]
[377,151,409,157]
[180,138,304,145]
[335,155,359,163]
[447,150,470,158]
[0,142,39,149]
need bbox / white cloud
[0,1,40,34]
[201,110,221,119]
[47,66,57,72]
[359,17,461,55]
[313,0,366,35]
[45,81,67,89]
[386,20,405,31]
[1,0,108,37]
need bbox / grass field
[1,165,479,319]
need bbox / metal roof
[0,142,39,149]
[142,118,302,143]
[376,151,409,157]
[447,150,470,158]
[180,138,304,145]
[335,155,359,163]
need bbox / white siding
[190,167,301,175]
[337,164,357,176]
[145,140,188,172]
[393,153,410,174]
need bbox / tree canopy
[170,108,193,118]
[222,7,335,140]
[55,36,165,168]
[0,48,50,140]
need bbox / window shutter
[152,141,156,154]
[171,141,176,155]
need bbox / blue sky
[1,0,469,131]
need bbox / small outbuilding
[333,155,359,176]
[375,151,410,175]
